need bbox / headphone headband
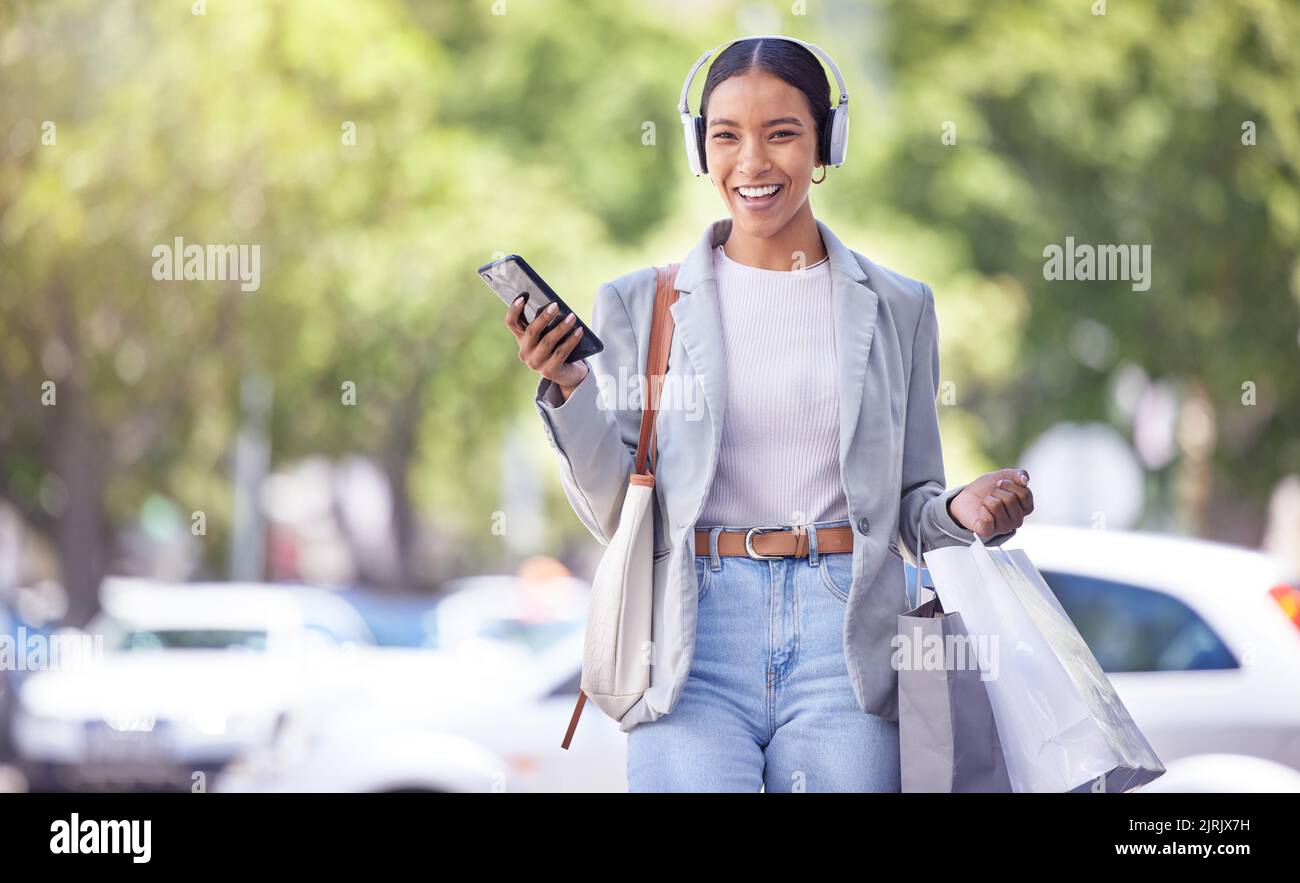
[677,35,849,120]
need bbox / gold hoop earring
[812,165,827,185]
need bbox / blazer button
[856,516,870,535]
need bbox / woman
[504,36,1034,791]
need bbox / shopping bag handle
[914,496,990,603]
[913,508,925,606]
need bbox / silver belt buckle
[744,525,785,560]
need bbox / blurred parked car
[0,598,14,763]
[222,526,1300,793]
[12,578,374,792]
[217,573,628,792]
[913,524,1300,790]
[334,587,442,649]
[0,595,57,771]
[1137,753,1300,792]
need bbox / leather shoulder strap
[562,262,679,752]
[633,263,681,476]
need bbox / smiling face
[703,69,822,239]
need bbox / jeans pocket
[693,555,714,604]
[818,552,853,602]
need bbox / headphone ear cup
[818,111,831,166]
[822,109,837,166]
[826,107,849,167]
[681,115,704,175]
[694,116,708,174]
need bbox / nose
[737,133,772,178]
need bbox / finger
[523,301,561,347]
[998,479,1035,518]
[982,493,1012,534]
[989,486,1025,523]
[998,474,1035,513]
[994,478,1031,509]
[538,309,578,353]
[524,309,569,371]
[508,292,530,326]
[542,326,584,373]
[1005,467,1030,487]
[504,294,528,337]
[971,503,997,537]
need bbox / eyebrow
[707,116,805,129]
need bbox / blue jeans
[626,519,901,792]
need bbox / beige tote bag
[561,263,680,749]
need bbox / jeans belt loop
[708,525,724,571]
[808,521,821,566]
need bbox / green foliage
[851,0,1300,508]
[0,0,703,590]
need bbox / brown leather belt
[693,525,855,559]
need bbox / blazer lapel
[668,217,881,508]
[818,219,880,473]
[669,220,730,455]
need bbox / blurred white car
[218,574,628,793]
[1138,753,1300,793]
[988,524,1300,789]
[13,578,374,792]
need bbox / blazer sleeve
[897,282,1016,565]
[534,280,642,547]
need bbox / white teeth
[737,184,780,198]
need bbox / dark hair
[699,38,833,163]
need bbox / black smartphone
[477,254,604,363]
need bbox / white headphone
[678,35,850,177]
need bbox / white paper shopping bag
[922,535,1165,792]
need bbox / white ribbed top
[695,244,850,529]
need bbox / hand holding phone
[479,254,601,397]
[504,294,590,395]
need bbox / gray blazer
[535,216,1015,730]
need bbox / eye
[771,130,798,139]
[711,131,737,141]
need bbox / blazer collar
[667,217,881,508]
[672,217,870,295]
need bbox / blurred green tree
[840,0,1300,538]
[0,0,696,620]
